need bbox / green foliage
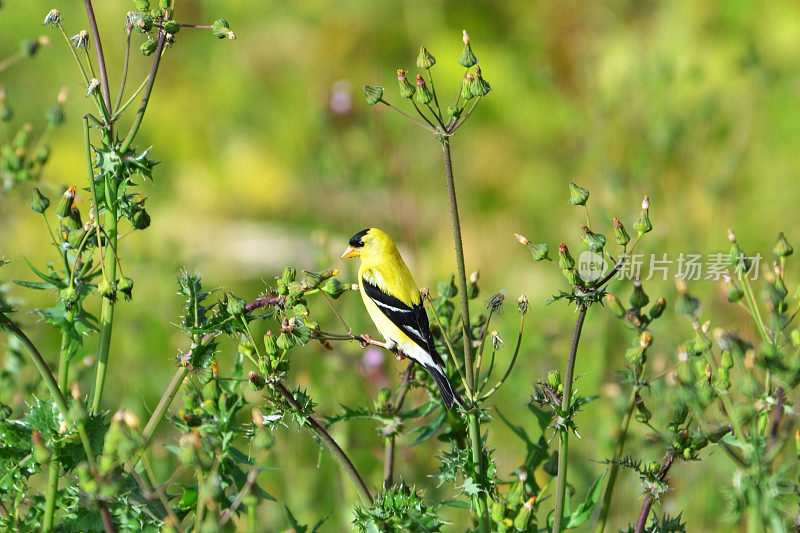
[353,482,444,532]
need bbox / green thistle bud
[263,331,278,358]
[397,70,415,98]
[248,371,266,391]
[45,104,63,126]
[613,217,630,246]
[629,279,649,309]
[414,74,433,105]
[322,278,347,299]
[470,66,491,97]
[32,430,52,465]
[30,187,50,213]
[375,388,391,411]
[134,0,150,10]
[130,205,150,229]
[676,292,700,316]
[547,370,561,389]
[514,233,549,261]
[417,46,436,69]
[568,181,589,206]
[362,85,383,105]
[66,207,82,231]
[717,367,730,390]
[281,266,297,285]
[163,20,180,34]
[67,229,84,248]
[461,74,475,100]
[467,271,480,299]
[135,13,153,33]
[447,104,462,119]
[98,279,117,301]
[458,30,478,67]
[774,232,793,258]
[60,286,79,308]
[649,297,666,320]
[633,195,652,236]
[302,270,323,289]
[512,497,535,531]
[55,185,76,219]
[672,404,688,425]
[724,273,744,303]
[225,293,246,315]
[580,225,606,252]
[557,242,574,270]
[276,332,295,350]
[211,19,235,40]
[140,38,157,56]
[605,293,626,318]
[720,349,733,369]
[438,274,458,299]
[490,500,506,523]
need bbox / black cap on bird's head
[341,228,371,259]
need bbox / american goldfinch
[341,228,463,408]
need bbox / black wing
[361,276,446,368]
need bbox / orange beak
[340,245,359,259]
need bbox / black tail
[424,364,464,409]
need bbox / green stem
[383,362,414,489]
[552,303,588,533]
[595,388,636,533]
[83,0,113,123]
[275,382,373,505]
[42,329,72,532]
[120,31,166,153]
[441,139,489,532]
[0,320,95,470]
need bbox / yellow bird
[341,228,463,408]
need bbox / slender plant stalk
[42,329,72,532]
[114,25,133,113]
[0,320,95,470]
[383,362,414,489]
[633,454,674,533]
[83,0,113,121]
[120,31,166,153]
[441,139,490,532]
[274,382,373,505]
[595,388,637,533]
[552,303,588,533]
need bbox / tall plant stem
[595,388,637,533]
[552,303,588,533]
[90,128,118,414]
[42,329,72,532]
[120,31,166,153]
[83,0,113,124]
[441,139,490,532]
[383,362,414,489]
[633,454,674,533]
[274,382,373,505]
[0,321,95,470]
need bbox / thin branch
[220,467,259,525]
[83,0,113,119]
[552,303,588,533]
[378,100,437,132]
[113,25,133,113]
[479,314,525,400]
[384,362,414,489]
[120,30,167,153]
[274,382,373,505]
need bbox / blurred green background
[3,0,800,530]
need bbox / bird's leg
[358,333,394,350]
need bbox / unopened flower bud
[417,46,436,69]
[362,85,383,105]
[461,74,475,100]
[629,279,649,309]
[322,277,347,299]
[512,496,535,531]
[140,38,157,56]
[557,242,574,270]
[568,181,589,206]
[649,297,666,319]
[30,187,50,213]
[447,104,461,119]
[458,30,478,67]
[580,225,606,252]
[613,217,630,246]
[55,185,76,219]
[414,74,433,105]
[774,232,793,258]
[131,205,151,229]
[225,293,246,315]
[211,19,235,39]
[249,371,266,391]
[98,279,117,301]
[491,501,507,524]
[396,69,416,98]
[547,370,561,389]
[116,276,134,300]
[32,430,51,465]
[470,66,491,97]
[633,195,652,236]
[375,388,391,411]
[163,20,180,34]
[605,293,626,318]
[724,273,744,303]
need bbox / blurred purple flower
[329,80,352,115]
[362,346,384,369]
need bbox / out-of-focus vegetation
[3,1,800,530]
